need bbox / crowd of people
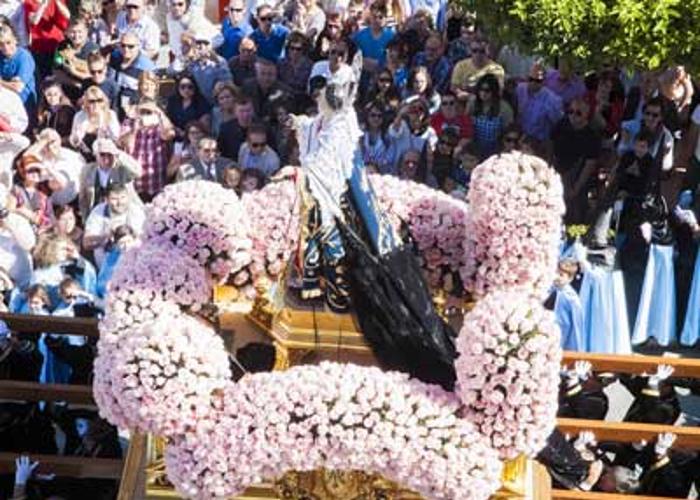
[0,0,700,496]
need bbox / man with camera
[83,183,145,268]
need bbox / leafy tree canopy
[462,0,700,72]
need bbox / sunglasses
[259,15,273,22]
[172,1,185,5]
[229,7,244,12]
[121,43,137,49]
[200,147,217,153]
[368,113,383,118]
[26,168,41,174]
[288,45,303,51]
[470,48,485,54]
[89,67,106,74]
[329,49,346,56]
[503,136,519,143]
[125,4,140,9]
[179,83,194,90]
[88,98,104,104]
[195,40,210,45]
[644,111,661,118]
[250,142,266,148]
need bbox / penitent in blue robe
[553,284,585,351]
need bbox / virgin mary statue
[289,55,456,389]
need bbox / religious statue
[287,54,456,389]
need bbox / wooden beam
[562,351,700,378]
[0,312,99,337]
[117,433,147,500]
[0,380,94,405]
[553,489,681,500]
[0,453,122,479]
[557,418,700,448]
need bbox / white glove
[613,199,624,215]
[631,464,644,481]
[573,360,592,382]
[574,431,597,452]
[649,364,674,389]
[14,456,39,486]
[640,222,652,243]
[674,207,698,226]
[654,432,676,456]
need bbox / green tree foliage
[463,0,700,71]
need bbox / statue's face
[323,83,344,111]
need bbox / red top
[24,0,70,54]
[430,112,474,140]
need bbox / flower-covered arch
[93,153,565,499]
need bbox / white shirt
[47,148,86,206]
[115,11,162,56]
[84,201,145,267]
[0,87,28,134]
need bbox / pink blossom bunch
[93,311,231,436]
[102,242,212,336]
[145,180,254,282]
[241,178,300,291]
[460,152,564,298]
[164,362,502,500]
[368,174,469,294]
[455,291,562,459]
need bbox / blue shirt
[352,27,395,66]
[219,18,252,60]
[0,47,36,107]
[250,24,289,62]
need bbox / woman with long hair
[402,66,440,114]
[468,73,514,159]
[360,100,395,174]
[69,86,120,161]
[36,79,76,144]
[363,67,401,111]
[166,120,207,179]
[210,82,238,137]
[165,72,211,137]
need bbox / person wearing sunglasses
[238,123,280,178]
[450,38,504,101]
[351,0,395,74]
[412,32,451,94]
[618,97,674,173]
[114,0,161,60]
[82,51,119,108]
[166,0,220,66]
[177,136,235,184]
[551,97,603,224]
[250,4,289,63]
[166,73,211,136]
[514,62,563,144]
[278,31,313,95]
[286,0,325,44]
[110,31,155,119]
[218,0,252,59]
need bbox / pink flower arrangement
[93,311,231,436]
[145,180,253,282]
[460,152,564,298]
[241,177,301,295]
[455,290,562,459]
[102,242,212,336]
[369,174,469,295]
[164,362,502,500]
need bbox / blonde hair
[138,71,160,97]
[82,85,112,123]
[33,234,75,269]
